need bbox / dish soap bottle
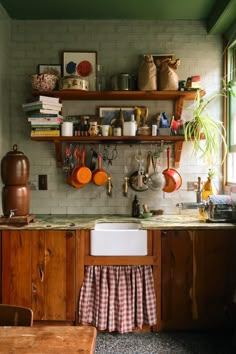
[132,195,140,217]
[202,169,217,201]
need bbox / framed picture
[38,64,62,77]
[98,106,136,125]
[63,51,97,91]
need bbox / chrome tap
[9,209,17,218]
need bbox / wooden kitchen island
[0,214,236,332]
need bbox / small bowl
[150,209,164,215]
[31,73,58,91]
[141,212,153,218]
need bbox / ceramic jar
[1,144,29,185]
[1,144,30,217]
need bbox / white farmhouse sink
[90,222,147,256]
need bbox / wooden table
[0,325,97,354]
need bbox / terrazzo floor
[95,329,236,354]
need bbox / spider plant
[184,80,235,163]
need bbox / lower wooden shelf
[31,135,186,168]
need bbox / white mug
[101,125,110,136]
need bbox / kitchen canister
[123,115,136,136]
[1,144,30,216]
[61,122,73,136]
[1,144,29,185]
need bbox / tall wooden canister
[1,144,30,216]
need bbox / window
[226,40,236,184]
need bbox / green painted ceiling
[1,0,236,34]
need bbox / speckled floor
[95,330,236,354]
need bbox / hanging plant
[184,80,236,163]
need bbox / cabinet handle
[38,264,44,282]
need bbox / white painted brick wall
[1,16,224,215]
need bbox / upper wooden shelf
[32,89,204,101]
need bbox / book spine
[38,95,60,104]
[26,95,60,104]
[31,126,61,130]
[31,130,60,136]
[23,104,62,111]
[28,113,62,118]
[28,118,63,123]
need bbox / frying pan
[90,147,98,171]
[66,175,85,189]
[162,147,182,193]
[147,153,165,191]
[129,170,148,192]
[92,153,108,186]
[85,146,97,171]
[75,149,92,184]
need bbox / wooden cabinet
[1,229,75,322]
[160,229,236,330]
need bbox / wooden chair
[0,304,33,326]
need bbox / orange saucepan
[92,153,108,186]
[75,149,92,185]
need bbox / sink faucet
[176,177,204,212]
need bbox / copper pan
[162,147,182,193]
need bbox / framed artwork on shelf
[38,64,62,77]
[62,51,97,91]
[98,106,135,125]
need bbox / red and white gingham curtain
[78,265,156,333]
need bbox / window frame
[226,39,236,186]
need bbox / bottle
[202,169,217,201]
[132,195,140,217]
[152,125,157,136]
[96,64,106,91]
[123,114,136,136]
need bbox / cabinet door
[43,230,75,321]
[161,229,236,330]
[2,230,32,308]
[161,229,194,329]
[193,229,236,328]
[2,230,75,321]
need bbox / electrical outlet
[38,175,48,190]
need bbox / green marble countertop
[0,214,236,230]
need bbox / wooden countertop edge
[0,215,236,230]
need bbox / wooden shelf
[31,89,205,168]
[31,135,185,168]
[32,89,205,121]
[32,89,203,101]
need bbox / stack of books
[23,95,63,137]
